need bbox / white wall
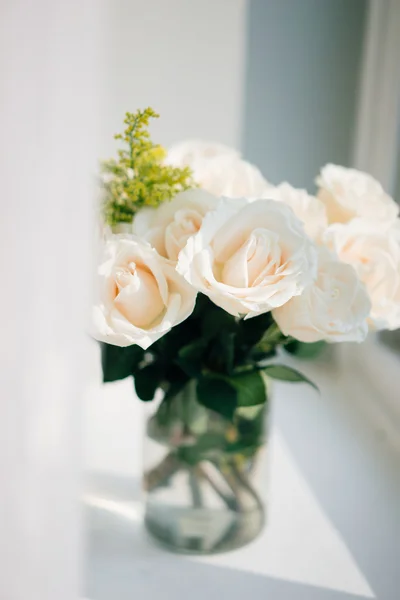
[99,0,248,155]
[0,3,104,599]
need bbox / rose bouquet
[93,108,400,553]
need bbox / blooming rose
[266,182,328,241]
[167,140,270,198]
[166,139,240,166]
[177,198,318,318]
[132,189,218,261]
[92,237,197,349]
[316,164,398,225]
[273,248,370,342]
[324,219,400,331]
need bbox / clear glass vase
[143,379,269,554]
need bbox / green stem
[197,464,239,511]
[143,453,181,492]
[128,115,139,169]
[188,468,203,508]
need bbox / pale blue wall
[242,0,368,190]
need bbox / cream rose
[266,182,328,241]
[177,198,318,318]
[316,164,399,225]
[324,219,400,330]
[167,140,270,198]
[166,139,240,166]
[273,248,370,342]
[92,237,197,349]
[191,154,269,198]
[132,189,218,261]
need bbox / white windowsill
[338,336,400,451]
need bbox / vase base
[145,503,265,555]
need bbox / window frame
[340,0,400,439]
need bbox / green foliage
[196,374,238,421]
[256,321,287,352]
[101,342,144,382]
[134,362,165,401]
[230,370,266,407]
[100,108,196,226]
[100,294,317,421]
[176,340,207,378]
[175,395,267,464]
[285,340,327,359]
[196,369,267,419]
[236,312,274,349]
[262,364,319,392]
[201,307,236,341]
[177,432,228,465]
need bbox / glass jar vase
[143,379,269,554]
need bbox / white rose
[191,154,270,198]
[316,164,399,225]
[266,182,328,241]
[177,198,318,318]
[324,219,400,330]
[166,140,240,166]
[132,189,218,261]
[273,248,370,343]
[92,237,197,349]
[167,140,270,198]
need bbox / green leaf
[101,342,144,383]
[153,397,171,427]
[285,340,326,359]
[236,404,265,420]
[197,374,238,421]
[257,322,286,351]
[175,340,206,377]
[162,367,189,401]
[186,400,209,436]
[180,383,209,435]
[229,402,267,456]
[263,364,319,391]
[152,318,200,361]
[134,362,164,401]
[191,292,212,318]
[149,382,209,443]
[207,330,235,374]
[251,347,277,364]
[229,370,267,407]
[201,308,236,341]
[220,331,235,374]
[237,312,274,348]
[167,381,209,435]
